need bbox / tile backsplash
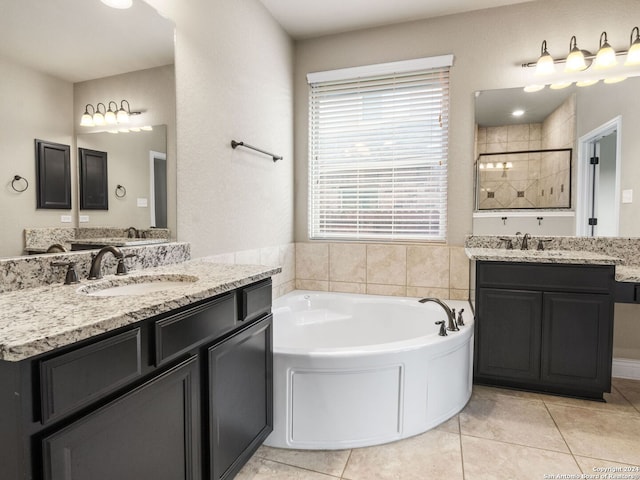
[295,242,470,300]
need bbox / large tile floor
[237,378,640,479]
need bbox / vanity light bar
[522,27,640,92]
[80,100,141,127]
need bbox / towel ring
[115,184,127,198]
[11,175,28,192]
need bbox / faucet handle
[457,308,465,326]
[537,239,552,251]
[499,237,514,250]
[52,261,80,285]
[435,320,448,336]
[116,254,137,276]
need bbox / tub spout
[419,298,458,332]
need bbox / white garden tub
[264,290,474,450]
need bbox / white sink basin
[78,274,198,297]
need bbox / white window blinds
[308,59,450,242]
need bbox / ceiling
[259,0,535,39]
[475,86,573,127]
[0,0,174,83]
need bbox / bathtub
[264,290,474,450]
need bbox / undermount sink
[77,274,199,297]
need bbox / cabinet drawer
[40,328,142,424]
[477,262,614,293]
[155,293,236,365]
[239,279,272,322]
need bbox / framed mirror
[79,148,108,210]
[35,139,71,210]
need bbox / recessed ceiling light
[100,0,133,9]
[512,109,525,117]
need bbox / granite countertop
[465,247,623,266]
[614,266,640,282]
[0,259,280,362]
[71,238,169,247]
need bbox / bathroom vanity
[0,260,278,480]
[473,260,615,400]
[466,242,624,400]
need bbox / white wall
[0,56,74,257]
[146,0,295,258]
[293,0,639,246]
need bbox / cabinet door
[476,288,543,381]
[42,356,200,480]
[541,292,613,391]
[209,315,273,480]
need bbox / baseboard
[612,357,640,380]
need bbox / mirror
[474,76,640,237]
[77,126,167,227]
[0,0,174,258]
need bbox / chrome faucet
[88,246,125,280]
[419,298,458,332]
[521,233,531,250]
[126,226,139,238]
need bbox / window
[308,56,451,242]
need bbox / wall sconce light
[522,27,640,91]
[80,99,139,127]
[594,32,617,69]
[626,27,640,66]
[565,36,589,72]
[535,40,555,75]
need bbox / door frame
[576,115,622,236]
[149,150,167,227]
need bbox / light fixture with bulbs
[523,27,640,91]
[80,99,140,127]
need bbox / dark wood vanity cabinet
[0,278,273,480]
[474,262,615,400]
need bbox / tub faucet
[88,246,124,280]
[419,298,458,332]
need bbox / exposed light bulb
[550,82,572,90]
[524,84,545,93]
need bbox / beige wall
[147,0,295,258]
[0,56,74,257]
[293,0,639,246]
[74,65,177,235]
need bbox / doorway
[149,150,167,228]
[576,116,621,237]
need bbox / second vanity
[466,240,626,401]
[0,257,279,480]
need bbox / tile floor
[237,378,640,479]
